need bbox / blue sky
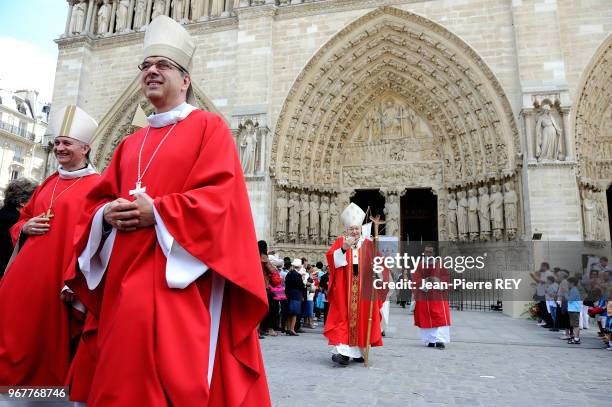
[0,1,68,102]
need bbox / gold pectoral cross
[44,208,54,219]
[129,181,147,196]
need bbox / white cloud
[0,37,57,104]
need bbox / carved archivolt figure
[319,196,330,244]
[275,191,288,242]
[97,0,112,34]
[503,182,518,240]
[478,186,491,240]
[456,190,469,241]
[447,192,458,241]
[490,184,504,240]
[467,188,479,241]
[70,0,87,34]
[288,192,299,243]
[535,104,562,160]
[309,194,320,244]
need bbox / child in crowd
[545,275,559,331]
[566,277,582,344]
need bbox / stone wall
[51,0,612,245]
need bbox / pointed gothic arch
[270,6,520,189]
[90,76,223,169]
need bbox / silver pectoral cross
[129,181,147,196]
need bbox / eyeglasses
[138,59,186,73]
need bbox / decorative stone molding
[341,163,443,189]
[573,33,612,186]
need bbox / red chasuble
[324,236,388,348]
[0,172,100,386]
[65,110,270,406]
[412,264,452,328]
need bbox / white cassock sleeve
[333,248,348,268]
[78,203,116,290]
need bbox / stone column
[561,108,572,160]
[64,1,74,36]
[127,0,135,30]
[109,0,118,34]
[84,0,95,34]
[258,128,267,174]
[523,110,535,160]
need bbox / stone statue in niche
[447,192,458,241]
[191,0,203,20]
[299,194,310,243]
[456,190,469,242]
[152,0,166,20]
[239,120,258,175]
[115,0,130,32]
[467,188,479,241]
[275,190,288,243]
[503,182,518,240]
[172,0,185,21]
[97,0,112,34]
[535,103,563,161]
[582,189,595,240]
[70,0,87,34]
[288,192,299,243]
[490,184,504,240]
[309,194,320,244]
[319,196,330,245]
[478,186,491,241]
[383,193,400,237]
[329,198,339,244]
[133,0,148,30]
[211,0,225,17]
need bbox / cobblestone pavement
[2,305,609,406]
[261,304,611,407]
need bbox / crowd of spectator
[530,258,612,349]
[259,240,329,338]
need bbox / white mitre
[340,203,366,228]
[144,15,195,72]
[47,105,98,145]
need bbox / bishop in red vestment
[324,203,388,366]
[65,16,270,406]
[0,105,100,386]
[412,245,451,349]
